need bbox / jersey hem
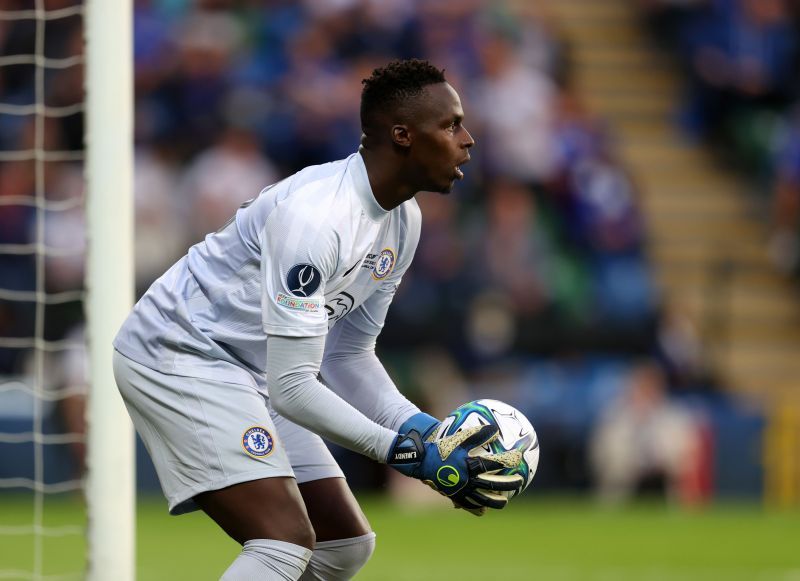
[112,345,259,388]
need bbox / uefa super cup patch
[242,426,275,458]
[372,248,395,280]
[286,263,321,297]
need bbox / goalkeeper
[113,59,522,581]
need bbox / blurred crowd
[639,0,800,276]
[1,0,756,500]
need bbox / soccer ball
[432,399,539,498]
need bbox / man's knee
[293,520,317,550]
[301,532,376,581]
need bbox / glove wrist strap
[387,430,424,465]
[397,412,440,441]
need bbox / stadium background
[1,0,800,578]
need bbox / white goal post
[85,0,135,579]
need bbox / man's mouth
[454,156,470,180]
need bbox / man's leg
[298,477,376,581]
[113,352,311,579]
[196,477,315,580]
[268,406,375,580]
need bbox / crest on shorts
[242,426,274,458]
[372,248,395,280]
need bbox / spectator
[472,32,559,185]
[590,361,699,503]
[680,0,797,154]
[176,125,279,244]
[768,107,800,275]
[133,145,185,292]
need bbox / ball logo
[436,465,460,487]
[286,264,321,297]
[372,248,395,280]
[242,426,274,458]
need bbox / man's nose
[463,128,475,148]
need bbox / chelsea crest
[372,248,395,280]
[242,426,275,458]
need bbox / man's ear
[391,125,412,148]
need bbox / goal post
[84,0,135,578]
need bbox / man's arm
[266,333,397,462]
[320,283,439,434]
[321,318,419,432]
[268,332,520,509]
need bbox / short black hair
[360,59,446,131]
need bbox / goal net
[0,0,133,579]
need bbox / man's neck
[359,146,417,211]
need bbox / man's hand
[387,424,523,513]
[449,451,525,516]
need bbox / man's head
[360,59,474,194]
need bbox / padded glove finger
[466,488,510,510]
[453,484,509,510]
[451,496,487,517]
[471,472,524,492]
[466,450,524,493]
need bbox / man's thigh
[271,411,371,541]
[299,478,371,542]
[195,476,314,548]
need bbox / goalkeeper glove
[396,411,440,441]
[387,423,522,511]
[449,449,525,516]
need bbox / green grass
[1,493,799,580]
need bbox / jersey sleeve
[260,198,338,337]
[266,333,398,462]
[322,313,420,430]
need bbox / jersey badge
[286,263,322,297]
[242,426,275,458]
[372,248,395,280]
[276,293,321,312]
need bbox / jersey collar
[351,151,390,222]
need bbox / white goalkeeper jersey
[114,152,421,391]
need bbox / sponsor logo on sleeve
[325,292,355,325]
[361,253,377,270]
[342,259,361,277]
[276,293,322,312]
[372,248,395,280]
[242,426,275,458]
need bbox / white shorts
[112,350,344,515]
